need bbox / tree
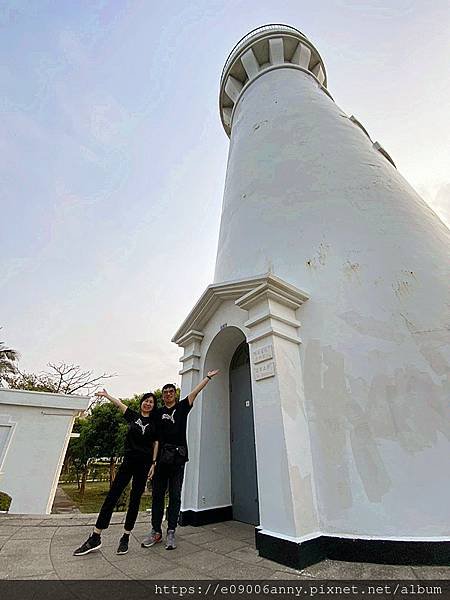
[4,371,57,393]
[5,362,115,397]
[67,417,96,499]
[0,331,19,386]
[88,402,127,486]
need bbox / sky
[1,0,449,397]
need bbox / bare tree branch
[5,361,116,397]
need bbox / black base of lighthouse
[256,530,450,570]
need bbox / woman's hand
[148,464,156,481]
[94,388,127,413]
[207,369,220,378]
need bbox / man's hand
[188,369,220,405]
[148,464,156,481]
[95,388,109,399]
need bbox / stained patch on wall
[306,243,331,270]
[338,310,405,343]
[349,420,391,502]
[304,333,450,519]
[322,344,391,503]
[343,261,361,282]
[290,468,318,532]
[399,312,450,377]
[303,340,353,519]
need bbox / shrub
[0,491,12,511]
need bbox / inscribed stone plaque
[252,344,273,364]
[254,360,275,380]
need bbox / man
[142,369,219,550]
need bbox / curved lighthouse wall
[215,67,450,537]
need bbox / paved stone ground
[0,513,448,580]
[51,485,81,514]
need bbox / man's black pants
[151,463,185,532]
[96,457,151,531]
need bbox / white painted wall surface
[213,65,450,537]
[0,388,89,514]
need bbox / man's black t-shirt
[155,397,192,459]
[123,408,156,460]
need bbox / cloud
[433,184,450,227]
[415,182,450,229]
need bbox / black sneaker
[116,534,129,555]
[73,534,102,556]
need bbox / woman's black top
[123,408,156,460]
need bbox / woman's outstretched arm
[95,388,128,414]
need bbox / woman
[73,389,158,556]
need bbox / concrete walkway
[0,513,448,580]
[51,485,81,514]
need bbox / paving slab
[208,522,234,533]
[53,528,93,549]
[241,535,257,544]
[106,553,172,577]
[300,559,416,580]
[182,530,227,546]
[53,555,121,579]
[45,518,93,528]
[269,570,315,580]
[62,568,132,581]
[0,519,43,527]
[0,534,12,548]
[173,548,236,574]
[411,566,450,579]
[168,538,207,555]
[51,485,81,514]
[217,522,255,540]
[201,536,249,554]
[149,566,214,580]
[0,514,43,520]
[1,539,53,578]
[226,545,265,564]
[200,555,275,579]
[11,526,58,540]
[0,526,18,536]
[178,525,208,535]
[18,573,60,580]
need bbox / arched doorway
[229,341,259,525]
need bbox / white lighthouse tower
[174,25,450,568]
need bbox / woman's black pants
[96,456,151,531]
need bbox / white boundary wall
[0,388,89,514]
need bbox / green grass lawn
[61,481,152,514]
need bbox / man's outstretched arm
[187,369,220,406]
